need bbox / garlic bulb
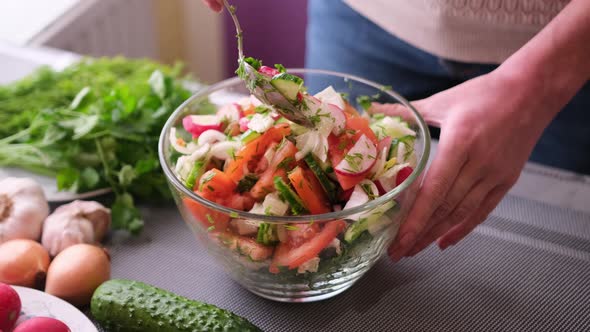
[41,200,111,256]
[0,177,49,244]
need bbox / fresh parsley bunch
[0,57,192,234]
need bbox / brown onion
[45,244,110,306]
[0,239,50,289]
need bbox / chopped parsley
[343,153,364,172]
[274,64,287,73]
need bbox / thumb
[369,99,442,127]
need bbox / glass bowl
[158,69,430,302]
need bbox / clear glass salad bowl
[159,69,430,302]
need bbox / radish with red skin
[182,115,223,138]
[396,166,414,185]
[375,180,387,195]
[326,103,346,135]
[13,317,71,332]
[0,282,21,332]
[258,66,280,77]
[238,117,250,132]
[217,103,243,122]
[335,134,377,176]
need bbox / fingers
[370,100,443,127]
[202,0,223,12]
[405,179,492,256]
[437,185,508,249]
[387,138,468,261]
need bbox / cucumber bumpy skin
[91,279,261,332]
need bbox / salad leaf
[0,57,193,234]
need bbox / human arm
[386,0,590,260]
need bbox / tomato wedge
[250,139,297,200]
[288,167,330,214]
[183,195,230,232]
[345,113,378,144]
[269,220,346,273]
[225,124,291,183]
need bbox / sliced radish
[343,183,370,210]
[183,115,222,138]
[375,180,387,195]
[258,66,280,77]
[376,162,410,192]
[217,103,243,123]
[326,103,346,135]
[238,117,250,132]
[335,134,377,176]
[396,166,414,185]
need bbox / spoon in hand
[222,0,314,127]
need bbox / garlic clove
[41,200,111,256]
[0,178,49,244]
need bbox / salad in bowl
[159,67,430,302]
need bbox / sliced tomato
[183,195,230,232]
[269,220,346,273]
[288,167,330,214]
[345,113,378,144]
[250,139,298,200]
[343,100,360,117]
[198,169,236,197]
[225,124,291,183]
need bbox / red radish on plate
[13,317,71,332]
[258,66,280,77]
[0,282,21,332]
[335,134,377,176]
[182,115,223,138]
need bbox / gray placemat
[96,194,590,332]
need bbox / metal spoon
[223,0,314,127]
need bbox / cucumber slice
[344,200,396,243]
[274,176,308,215]
[388,135,415,160]
[256,223,277,245]
[240,129,262,144]
[184,160,206,190]
[270,73,303,101]
[304,154,338,203]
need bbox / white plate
[13,286,98,332]
[0,167,111,203]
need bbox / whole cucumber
[91,279,261,332]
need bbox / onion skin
[45,244,110,307]
[0,239,50,289]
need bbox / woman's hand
[201,0,223,12]
[375,71,556,260]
